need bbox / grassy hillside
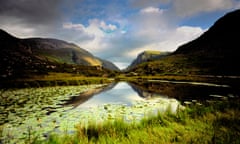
[127,50,170,71]
[130,54,201,75]
[129,10,240,76]
[0,29,119,82]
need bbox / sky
[0,0,240,69]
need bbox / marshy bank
[37,97,240,144]
[1,79,239,143]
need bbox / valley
[1,9,240,144]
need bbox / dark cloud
[129,0,170,8]
[0,0,65,25]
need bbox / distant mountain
[100,59,120,71]
[126,50,170,71]
[0,29,119,79]
[130,9,240,76]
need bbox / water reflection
[129,80,239,103]
[77,82,150,108]
[3,80,238,143]
[73,82,180,124]
[64,83,117,108]
[71,80,239,109]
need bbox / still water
[1,80,239,143]
[77,82,167,108]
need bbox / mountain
[100,59,120,71]
[175,9,240,55]
[0,29,119,79]
[126,50,170,70]
[130,9,240,76]
[173,9,240,75]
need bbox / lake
[1,80,239,143]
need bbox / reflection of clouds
[77,82,145,108]
[76,82,180,113]
[44,86,181,135]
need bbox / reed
[41,98,240,144]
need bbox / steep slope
[127,51,170,70]
[100,59,120,71]
[130,9,240,76]
[0,29,119,79]
[173,9,240,75]
[175,9,240,55]
[23,38,103,66]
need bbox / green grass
[1,73,114,88]
[37,98,240,144]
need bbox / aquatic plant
[0,85,103,143]
[43,98,240,144]
[0,88,181,143]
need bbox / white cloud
[2,0,235,70]
[140,7,163,14]
[100,21,117,32]
[63,22,85,31]
[62,19,118,53]
[60,7,205,69]
[173,0,235,17]
[125,26,204,58]
[0,24,36,38]
[130,7,169,39]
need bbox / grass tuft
[37,98,240,144]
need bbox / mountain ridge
[175,9,240,55]
[129,9,240,76]
[126,50,170,71]
[0,29,119,79]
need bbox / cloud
[130,7,169,39]
[172,0,235,17]
[0,0,63,25]
[99,21,118,34]
[1,0,238,69]
[63,22,85,31]
[129,0,171,8]
[0,0,68,38]
[87,8,204,69]
[140,7,163,14]
[125,26,204,58]
[60,5,205,69]
[62,19,119,53]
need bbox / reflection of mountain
[128,82,167,99]
[76,82,145,108]
[64,83,117,108]
[129,81,237,102]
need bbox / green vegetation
[1,77,239,144]
[143,50,161,55]
[38,98,240,144]
[129,51,240,76]
[1,73,115,88]
[129,54,201,76]
[0,85,108,143]
[0,91,179,144]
